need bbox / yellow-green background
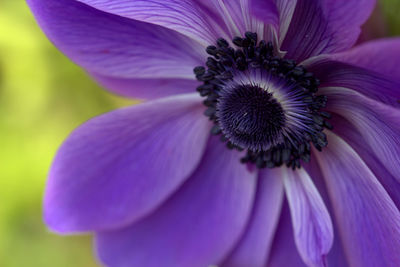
[0,1,399,266]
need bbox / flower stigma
[194,32,332,169]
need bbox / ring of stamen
[194,32,332,169]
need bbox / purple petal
[306,59,400,105]
[45,94,211,232]
[324,87,400,182]
[357,6,388,43]
[268,203,308,267]
[274,0,299,43]
[303,159,350,267]
[283,168,333,267]
[331,117,400,210]
[245,0,280,37]
[93,74,198,100]
[75,0,224,45]
[324,0,376,44]
[194,0,277,40]
[248,0,280,31]
[316,131,400,267]
[221,168,284,267]
[282,0,375,61]
[27,0,205,79]
[251,0,304,45]
[209,0,252,37]
[325,226,349,267]
[328,38,400,81]
[96,137,257,267]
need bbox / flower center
[217,84,285,151]
[194,32,332,169]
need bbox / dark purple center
[194,32,332,169]
[217,84,285,151]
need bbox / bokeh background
[0,1,399,266]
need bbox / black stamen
[217,38,229,48]
[232,37,244,47]
[193,32,332,169]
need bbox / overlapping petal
[283,168,333,267]
[93,74,198,100]
[324,87,400,182]
[324,0,376,46]
[274,0,298,43]
[268,203,308,267]
[27,0,205,79]
[331,117,400,210]
[281,0,376,61]
[219,0,279,40]
[248,0,279,30]
[303,158,350,267]
[250,0,300,44]
[328,38,400,80]
[306,59,400,105]
[221,169,284,267]
[74,0,225,45]
[316,131,400,267]
[45,94,210,232]
[96,137,257,267]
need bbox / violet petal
[268,203,308,267]
[317,131,400,267]
[27,0,205,79]
[75,0,225,46]
[282,0,375,61]
[96,136,257,267]
[324,87,400,182]
[220,168,284,267]
[274,0,299,43]
[328,38,400,81]
[248,0,280,31]
[307,59,400,105]
[45,94,210,232]
[92,74,198,100]
[332,117,400,210]
[283,168,333,267]
[303,157,350,267]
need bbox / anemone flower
[28,0,400,266]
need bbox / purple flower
[28,0,400,266]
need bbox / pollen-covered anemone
[28,0,400,267]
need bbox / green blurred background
[0,1,399,266]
